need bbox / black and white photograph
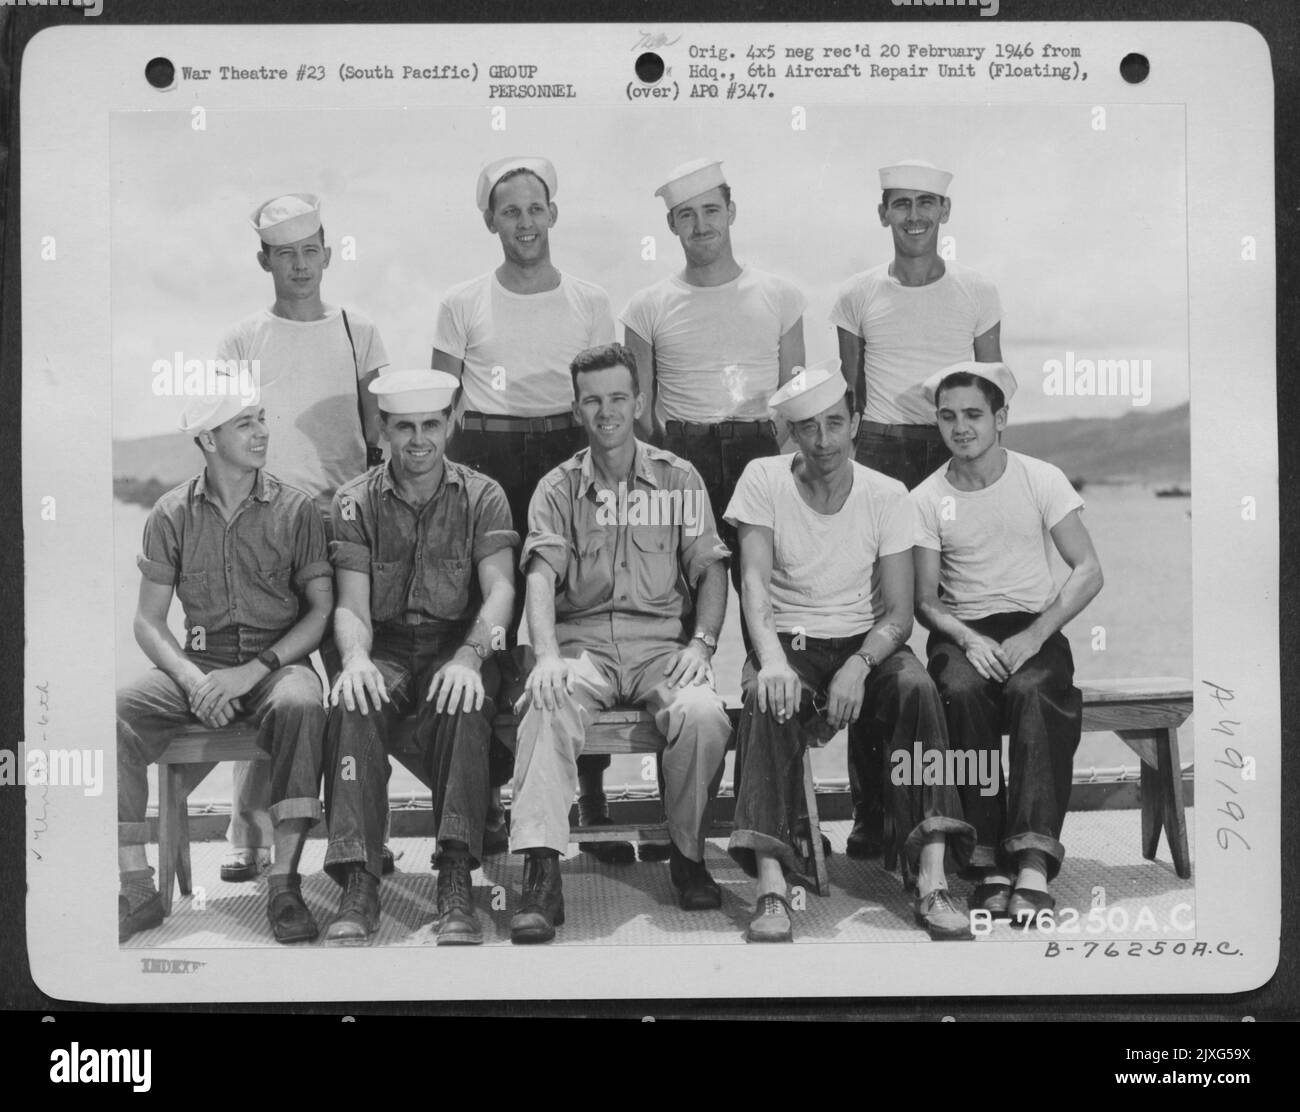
[13,19,1279,1004]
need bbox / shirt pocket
[176,569,215,620]
[426,555,473,619]
[566,535,611,612]
[370,559,408,621]
[254,563,298,626]
[630,525,680,602]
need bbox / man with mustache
[320,370,518,947]
[725,363,975,943]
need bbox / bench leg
[157,765,184,917]
[1158,726,1191,879]
[1122,728,1191,879]
[801,750,829,897]
[157,760,216,916]
[1139,758,1164,862]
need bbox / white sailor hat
[655,158,727,210]
[249,193,322,246]
[476,156,557,212]
[180,383,262,436]
[369,369,460,414]
[768,359,848,423]
[923,361,1018,407]
[878,160,953,196]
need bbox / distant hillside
[1002,402,1189,486]
[112,403,1190,506]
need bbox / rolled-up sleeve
[291,499,333,589]
[677,466,730,587]
[329,486,372,574]
[138,506,180,586]
[471,480,521,563]
[520,479,571,580]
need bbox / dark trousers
[729,636,974,885]
[661,428,781,651]
[322,624,497,881]
[117,628,326,848]
[847,426,951,831]
[455,424,600,784]
[926,611,1082,880]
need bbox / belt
[664,418,776,440]
[461,411,579,434]
[859,420,942,442]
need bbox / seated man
[117,392,333,944]
[726,363,976,943]
[509,343,732,944]
[913,362,1103,925]
[321,370,518,946]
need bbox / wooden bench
[155,700,829,915]
[1078,677,1191,879]
[153,676,1192,916]
[876,676,1192,880]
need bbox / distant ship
[1155,485,1190,498]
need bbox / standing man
[217,193,391,883]
[117,392,332,944]
[320,371,518,946]
[432,157,623,861]
[622,159,805,860]
[508,344,733,944]
[622,157,806,597]
[725,364,975,943]
[912,362,1103,925]
[830,160,1003,858]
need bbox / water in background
[114,483,1192,801]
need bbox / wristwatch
[256,649,281,673]
[463,640,490,661]
[692,631,718,652]
[853,648,877,671]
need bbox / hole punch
[635,52,665,84]
[1119,53,1149,84]
[145,57,176,90]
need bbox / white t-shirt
[724,455,914,639]
[217,306,388,503]
[620,266,806,424]
[433,271,614,417]
[911,450,1085,621]
[829,261,1001,426]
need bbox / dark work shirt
[138,469,331,636]
[330,459,518,625]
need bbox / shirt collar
[379,458,464,497]
[193,468,273,504]
[577,440,660,498]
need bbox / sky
[111,102,1188,439]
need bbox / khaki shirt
[522,440,729,629]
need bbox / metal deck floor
[123,808,1195,949]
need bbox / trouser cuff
[902,816,976,878]
[1002,833,1066,881]
[270,797,324,825]
[324,837,383,885]
[118,821,150,847]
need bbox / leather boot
[435,854,483,946]
[510,853,565,944]
[323,865,380,946]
